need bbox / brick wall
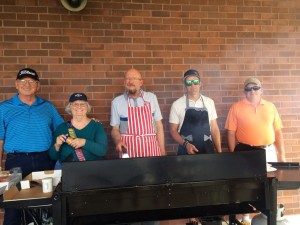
[0,0,300,223]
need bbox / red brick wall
[0,0,300,223]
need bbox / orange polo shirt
[225,98,282,146]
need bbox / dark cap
[69,93,88,102]
[183,69,200,81]
[16,68,39,81]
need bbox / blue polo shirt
[0,94,64,153]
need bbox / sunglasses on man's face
[244,86,261,92]
[185,79,200,86]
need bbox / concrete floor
[159,214,300,224]
[282,215,300,225]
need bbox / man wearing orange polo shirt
[225,77,286,225]
[225,77,286,162]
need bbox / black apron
[177,95,215,155]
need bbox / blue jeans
[4,151,55,225]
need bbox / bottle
[64,135,74,145]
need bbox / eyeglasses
[244,86,261,92]
[71,103,87,108]
[185,79,200,86]
[17,79,38,86]
[125,77,141,81]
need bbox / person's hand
[55,134,68,151]
[57,134,68,144]
[68,138,86,149]
[186,142,199,154]
[189,218,199,223]
[116,141,127,153]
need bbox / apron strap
[185,94,207,110]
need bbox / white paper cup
[42,177,53,193]
[20,180,30,190]
[122,153,129,158]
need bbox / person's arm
[169,123,184,145]
[49,129,65,161]
[274,129,286,162]
[50,103,64,131]
[150,94,166,156]
[155,120,166,156]
[169,123,198,154]
[111,126,126,152]
[227,130,237,152]
[210,119,222,153]
[0,140,3,170]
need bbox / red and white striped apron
[121,96,161,158]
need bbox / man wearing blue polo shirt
[0,68,64,225]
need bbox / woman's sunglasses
[185,79,200,86]
[244,86,261,92]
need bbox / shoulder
[232,98,245,107]
[0,97,13,107]
[90,120,104,128]
[56,121,68,130]
[261,98,276,107]
[0,96,19,113]
[0,94,18,106]
[89,120,106,132]
[36,96,54,105]
[201,95,215,104]
[228,99,246,113]
[143,91,157,99]
[112,94,126,104]
[35,97,57,110]
[261,99,279,113]
[172,95,185,105]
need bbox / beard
[128,88,137,95]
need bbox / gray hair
[65,102,92,115]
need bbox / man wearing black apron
[169,69,222,155]
[169,69,222,224]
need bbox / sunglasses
[185,79,200,86]
[244,86,261,92]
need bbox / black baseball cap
[16,68,39,81]
[69,93,88,102]
[183,69,200,81]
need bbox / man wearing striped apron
[111,68,165,225]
